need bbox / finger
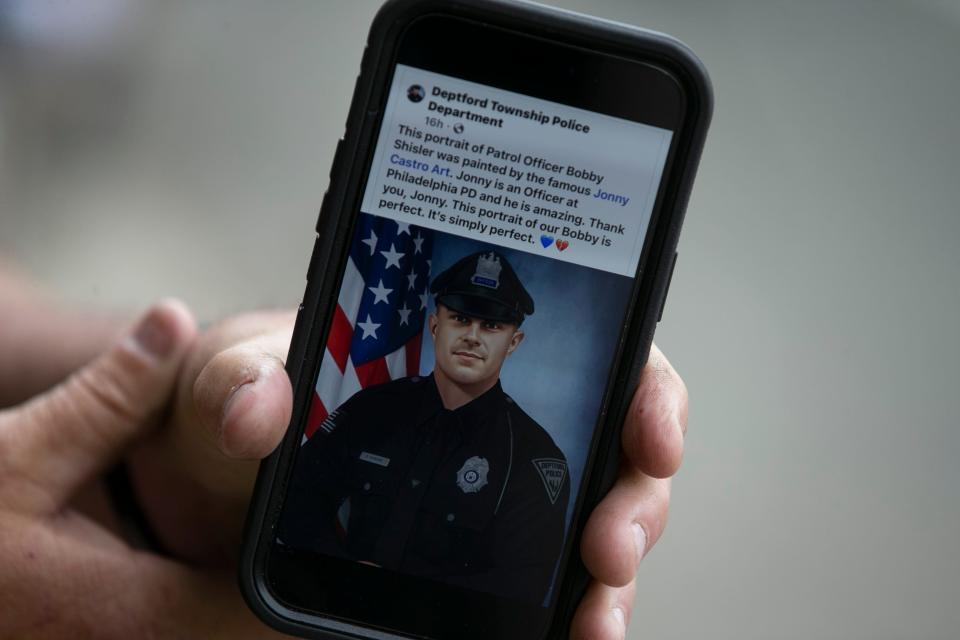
[192,327,293,459]
[123,556,289,639]
[0,300,195,514]
[621,343,688,479]
[0,526,285,639]
[569,579,636,640]
[581,467,671,587]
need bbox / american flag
[304,213,434,440]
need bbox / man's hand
[0,301,284,638]
[130,313,688,639]
[124,311,296,565]
[570,344,688,640]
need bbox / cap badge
[456,456,490,493]
[470,253,502,289]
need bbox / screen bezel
[251,7,703,640]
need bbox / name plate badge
[359,451,391,467]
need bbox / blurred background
[1,0,958,638]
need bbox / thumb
[0,299,196,515]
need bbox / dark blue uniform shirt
[280,374,570,604]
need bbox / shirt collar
[416,373,505,435]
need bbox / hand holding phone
[241,1,710,638]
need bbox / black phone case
[239,1,712,638]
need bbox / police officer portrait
[279,214,633,605]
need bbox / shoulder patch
[532,458,567,505]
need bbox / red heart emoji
[555,239,569,251]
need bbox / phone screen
[268,14,685,639]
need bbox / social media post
[281,212,634,605]
[359,63,674,277]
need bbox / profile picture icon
[407,84,425,103]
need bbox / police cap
[429,251,534,325]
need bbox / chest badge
[456,456,490,494]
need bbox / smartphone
[240,1,711,638]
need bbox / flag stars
[412,233,425,254]
[396,222,411,236]
[398,303,412,326]
[380,244,404,270]
[357,314,381,341]
[419,289,429,311]
[361,229,378,256]
[368,279,393,305]
[406,268,417,291]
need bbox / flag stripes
[304,213,433,440]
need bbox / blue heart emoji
[540,235,553,248]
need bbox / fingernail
[611,606,626,634]
[633,522,647,568]
[132,307,175,359]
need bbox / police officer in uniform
[281,250,570,604]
